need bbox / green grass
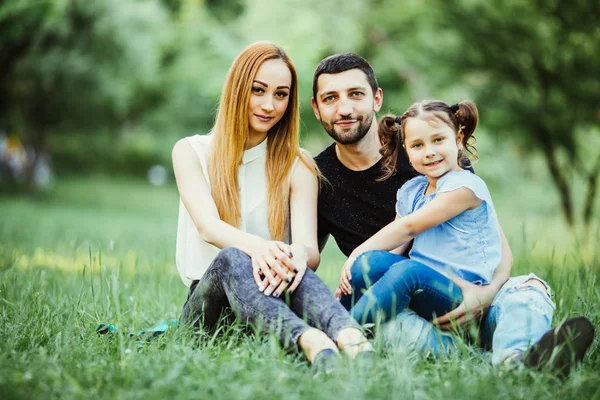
[1,175,599,399]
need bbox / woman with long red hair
[172,42,371,367]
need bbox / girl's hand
[339,255,357,295]
[433,276,498,330]
[334,285,343,300]
[250,240,295,292]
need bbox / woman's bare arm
[289,158,321,271]
[172,138,293,286]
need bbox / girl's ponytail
[453,101,479,163]
[377,115,402,181]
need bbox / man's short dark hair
[312,53,379,101]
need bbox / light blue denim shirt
[396,170,501,285]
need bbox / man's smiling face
[312,69,382,145]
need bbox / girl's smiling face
[403,115,464,182]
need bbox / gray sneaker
[312,349,340,376]
[523,316,595,377]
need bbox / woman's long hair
[208,41,317,241]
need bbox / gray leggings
[180,247,359,350]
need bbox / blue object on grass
[96,323,119,335]
[96,319,178,342]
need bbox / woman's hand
[250,240,295,292]
[286,243,309,294]
[339,255,357,296]
[433,276,499,330]
[258,243,308,297]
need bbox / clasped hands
[251,241,308,298]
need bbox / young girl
[174,42,371,366]
[337,100,502,325]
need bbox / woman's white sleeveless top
[176,134,290,287]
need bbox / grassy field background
[1,148,600,399]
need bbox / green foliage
[49,129,175,175]
[422,0,600,226]
[0,0,171,138]
[427,0,599,152]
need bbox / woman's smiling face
[247,59,292,138]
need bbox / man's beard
[321,112,374,145]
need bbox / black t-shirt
[315,144,415,257]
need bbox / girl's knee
[351,250,400,281]
[354,250,387,266]
[350,252,375,281]
[389,260,430,280]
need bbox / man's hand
[434,276,499,330]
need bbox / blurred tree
[206,0,245,21]
[146,0,232,135]
[0,0,171,191]
[351,1,437,111]
[427,0,600,228]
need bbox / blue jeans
[341,251,463,325]
[344,251,556,364]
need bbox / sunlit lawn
[1,175,599,399]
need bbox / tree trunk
[540,137,574,227]
[582,153,600,232]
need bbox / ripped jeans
[181,247,359,350]
[344,251,555,365]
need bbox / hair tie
[450,104,460,114]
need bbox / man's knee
[496,276,555,315]
[520,278,550,295]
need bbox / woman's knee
[213,247,250,272]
